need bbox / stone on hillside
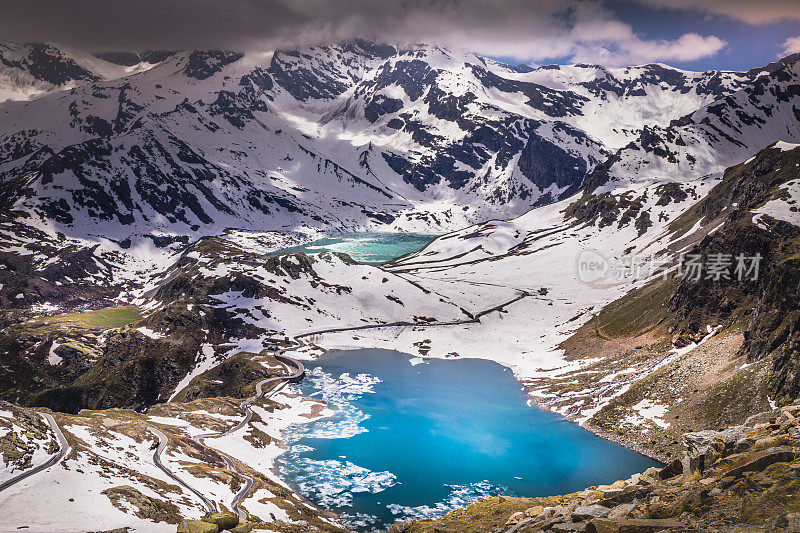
[753,435,782,449]
[777,512,800,527]
[228,524,253,533]
[607,503,635,519]
[585,518,684,532]
[202,511,238,530]
[551,522,587,532]
[573,504,611,520]
[524,505,545,518]
[386,518,414,532]
[657,459,682,479]
[732,435,757,453]
[177,520,219,533]
[720,446,799,479]
[642,467,660,478]
[580,489,605,502]
[599,486,649,506]
[744,412,773,427]
[682,430,726,474]
[505,511,526,525]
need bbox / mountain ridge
[2,41,793,247]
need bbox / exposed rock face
[664,144,800,405]
[0,43,99,87]
[518,132,588,194]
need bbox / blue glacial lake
[271,233,437,265]
[277,349,660,531]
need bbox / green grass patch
[31,306,141,329]
[593,277,676,338]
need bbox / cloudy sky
[2,0,799,70]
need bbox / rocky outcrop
[175,511,243,532]
[176,520,218,533]
[201,512,238,530]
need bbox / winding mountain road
[146,425,218,512]
[149,354,305,519]
[0,413,70,493]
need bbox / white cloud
[561,6,727,66]
[782,36,800,56]
[571,32,727,67]
[358,1,727,66]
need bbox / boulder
[585,518,684,532]
[524,505,545,518]
[580,489,605,502]
[607,503,635,519]
[573,504,611,520]
[642,467,660,478]
[552,504,571,516]
[599,486,649,506]
[744,411,773,427]
[177,520,219,533]
[681,430,726,474]
[732,435,758,453]
[228,524,253,533]
[551,522,587,532]
[657,459,682,480]
[202,512,239,531]
[505,511,526,525]
[386,518,415,532]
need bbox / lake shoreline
[576,421,669,464]
[275,347,661,531]
[520,387,670,464]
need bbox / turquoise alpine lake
[271,232,437,264]
[277,349,661,532]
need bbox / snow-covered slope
[0,43,159,103]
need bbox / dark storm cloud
[2,0,784,64]
[0,0,307,51]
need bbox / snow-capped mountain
[588,54,800,191]
[1,41,787,247]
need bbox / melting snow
[136,327,165,339]
[48,340,63,365]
